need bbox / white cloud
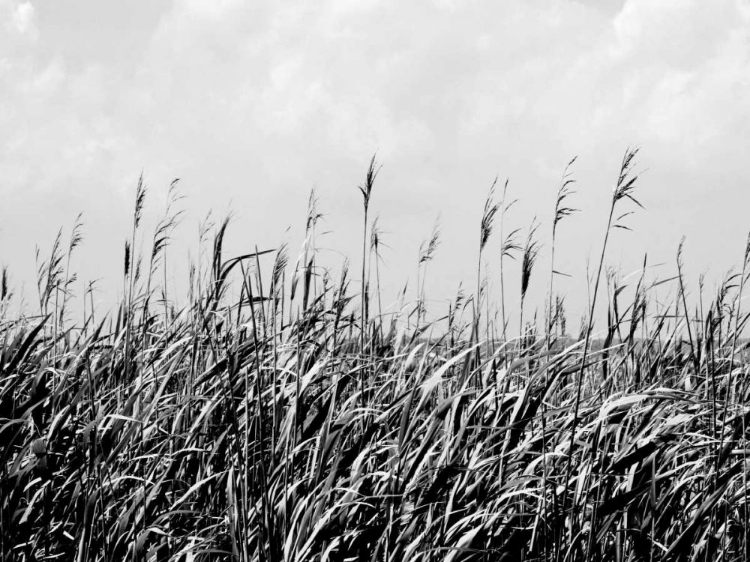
[179,0,246,19]
[11,1,38,40]
[0,2,36,53]
[614,0,738,67]
[3,0,750,316]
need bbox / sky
[2,0,750,333]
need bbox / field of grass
[3,149,750,561]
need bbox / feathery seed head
[553,156,579,234]
[479,178,500,252]
[358,154,381,212]
[521,219,541,299]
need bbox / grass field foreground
[2,149,750,561]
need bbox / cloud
[2,0,750,317]
[609,1,750,166]
[613,0,738,67]
[9,1,38,40]
[0,0,37,65]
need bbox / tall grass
[3,150,750,561]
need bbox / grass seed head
[521,219,541,299]
[479,178,500,252]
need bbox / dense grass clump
[3,151,750,561]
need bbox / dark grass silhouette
[2,149,750,561]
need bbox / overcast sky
[2,0,750,330]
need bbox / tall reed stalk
[417,217,440,332]
[498,181,520,346]
[357,156,379,407]
[370,216,386,342]
[547,157,578,346]
[519,219,540,350]
[560,147,642,555]
[476,179,499,349]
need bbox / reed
[3,150,750,562]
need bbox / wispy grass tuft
[475,178,500,345]
[520,218,540,345]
